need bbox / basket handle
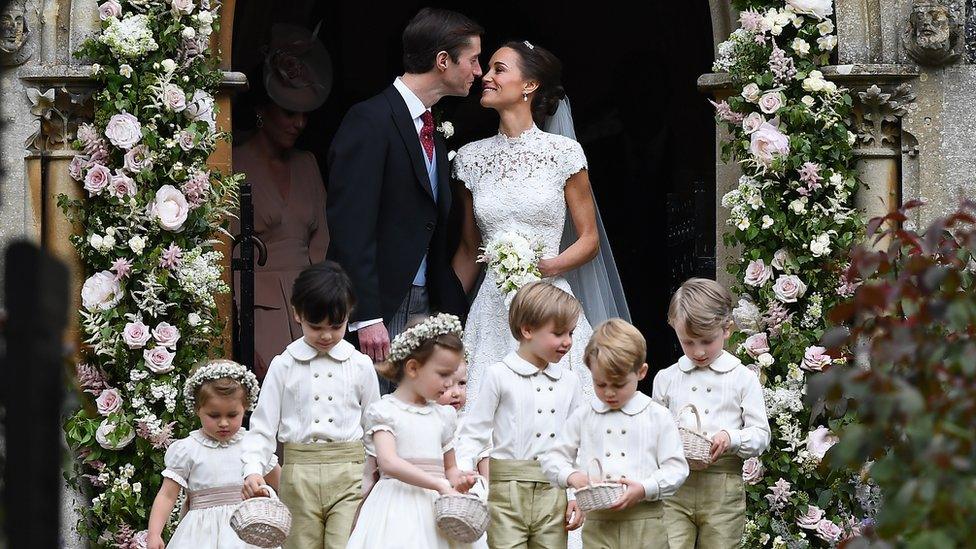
[255,484,279,501]
[678,404,703,432]
[585,458,605,487]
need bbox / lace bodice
[453,125,587,256]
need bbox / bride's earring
[256,112,264,128]
[522,92,528,102]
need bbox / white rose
[817,35,838,52]
[128,235,146,255]
[742,112,764,134]
[152,322,181,348]
[809,233,831,257]
[187,312,202,326]
[772,248,791,270]
[786,0,833,20]
[123,320,152,349]
[789,198,807,214]
[761,215,774,229]
[151,185,190,232]
[132,482,142,493]
[81,271,123,311]
[773,274,807,303]
[822,80,838,94]
[758,92,784,114]
[741,83,761,103]
[171,0,194,15]
[791,38,810,56]
[801,95,815,107]
[829,172,844,186]
[105,112,142,150]
[185,89,216,130]
[197,10,213,24]
[757,353,775,368]
[95,419,135,450]
[161,58,177,73]
[736,217,750,231]
[742,457,765,485]
[102,234,116,249]
[143,346,175,374]
[797,505,826,529]
[95,388,123,416]
[89,234,105,251]
[119,64,133,78]
[817,20,834,35]
[743,259,773,287]
[198,23,213,37]
[161,83,187,112]
[182,26,196,39]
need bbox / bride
[452,40,629,415]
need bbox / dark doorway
[231,1,715,375]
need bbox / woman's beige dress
[233,141,329,380]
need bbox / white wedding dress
[453,123,596,417]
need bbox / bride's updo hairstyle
[503,40,566,124]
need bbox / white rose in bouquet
[82,271,122,311]
[151,185,190,232]
[105,112,142,150]
[809,233,831,257]
[84,163,112,196]
[771,248,791,270]
[786,0,833,20]
[773,274,807,302]
[95,419,135,450]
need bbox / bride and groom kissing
[327,7,627,398]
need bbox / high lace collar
[190,429,244,448]
[495,124,541,145]
[384,394,435,415]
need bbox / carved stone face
[912,5,951,49]
[0,2,27,54]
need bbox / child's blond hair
[584,319,646,383]
[508,282,582,340]
[667,278,734,338]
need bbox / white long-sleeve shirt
[651,350,770,459]
[542,392,689,501]
[241,338,380,478]
[455,351,583,472]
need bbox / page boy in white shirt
[241,261,380,548]
[543,318,688,548]
[652,278,771,549]
[456,282,585,549]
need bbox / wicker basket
[230,485,292,548]
[677,404,713,470]
[434,476,490,543]
[574,458,626,513]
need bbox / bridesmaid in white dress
[452,40,601,413]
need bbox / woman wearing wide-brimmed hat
[234,23,333,381]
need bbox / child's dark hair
[290,260,356,324]
[376,316,465,383]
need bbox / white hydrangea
[101,15,159,58]
[175,249,228,308]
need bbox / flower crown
[183,359,261,412]
[389,313,463,362]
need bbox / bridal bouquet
[478,231,545,302]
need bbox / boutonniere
[436,120,455,139]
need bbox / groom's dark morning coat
[327,85,467,325]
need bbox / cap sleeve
[438,405,459,453]
[162,438,192,489]
[363,400,397,457]
[451,145,475,191]
[556,138,588,186]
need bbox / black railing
[231,179,266,373]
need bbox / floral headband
[183,359,261,412]
[389,313,464,362]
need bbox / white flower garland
[388,313,463,362]
[182,359,260,412]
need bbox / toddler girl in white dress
[348,314,479,549]
[147,360,279,549]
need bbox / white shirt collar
[384,394,434,415]
[393,77,429,122]
[501,351,562,380]
[677,350,740,373]
[190,429,244,448]
[286,337,355,363]
[590,391,652,416]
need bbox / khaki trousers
[280,441,364,549]
[487,458,568,549]
[583,500,669,549]
[663,455,746,549]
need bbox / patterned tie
[420,110,435,162]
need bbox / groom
[327,8,482,391]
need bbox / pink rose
[108,171,137,199]
[77,123,99,146]
[151,185,190,232]
[749,122,790,166]
[171,0,195,15]
[815,519,843,543]
[797,505,825,529]
[773,274,807,303]
[161,84,187,112]
[744,259,773,287]
[178,130,195,151]
[806,426,839,460]
[98,0,122,20]
[742,457,765,485]
[801,346,832,372]
[95,388,123,416]
[81,271,122,311]
[105,112,142,150]
[743,332,770,359]
[152,322,181,348]
[69,155,88,181]
[123,144,153,173]
[123,320,152,349]
[84,163,112,196]
[758,92,784,114]
[742,112,764,134]
[144,346,175,374]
